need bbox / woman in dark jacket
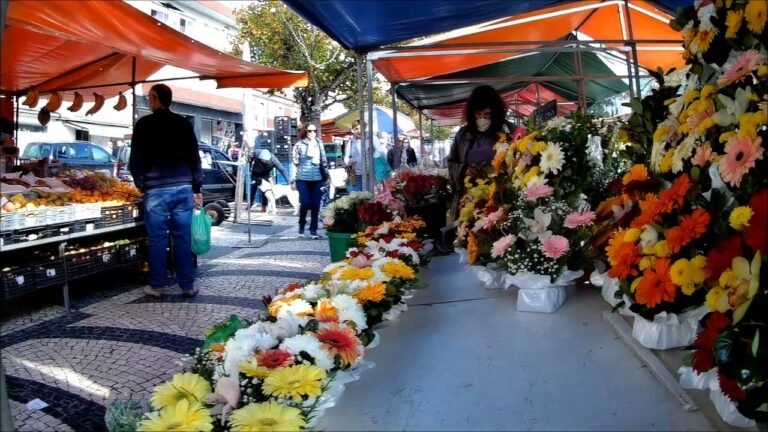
[446,85,512,220]
[250,149,289,212]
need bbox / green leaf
[201,314,246,351]
[753,329,760,357]
[630,98,643,114]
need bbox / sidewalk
[320,254,716,431]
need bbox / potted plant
[321,192,372,262]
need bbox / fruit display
[85,93,105,116]
[61,172,141,205]
[67,92,84,112]
[113,92,127,111]
[1,192,72,212]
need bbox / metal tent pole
[131,57,137,125]
[574,47,587,111]
[366,56,376,192]
[355,53,368,191]
[391,84,399,146]
[418,110,424,165]
[622,0,643,95]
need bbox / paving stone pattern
[0,215,330,431]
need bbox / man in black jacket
[250,149,289,212]
[129,84,203,298]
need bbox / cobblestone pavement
[0,213,330,431]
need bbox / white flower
[298,283,327,302]
[539,142,565,174]
[223,326,279,378]
[639,225,659,249]
[280,334,335,370]
[544,117,571,132]
[525,173,548,187]
[323,261,347,274]
[383,303,408,321]
[522,208,552,241]
[713,87,752,127]
[672,134,698,173]
[276,299,313,319]
[263,315,304,339]
[331,294,368,330]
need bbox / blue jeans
[296,180,322,234]
[144,185,195,292]
[347,174,363,192]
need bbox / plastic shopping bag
[191,208,213,255]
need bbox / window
[199,150,213,169]
[92,145,112,163]
[73,144,92,160]
[179,18,190,33]
[22,144,41,158]
[56,145,74,159]
[151,9,168,22]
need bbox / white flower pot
[631,305,709,350]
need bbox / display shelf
[0,222,143,252]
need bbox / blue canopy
[282,0,692,51]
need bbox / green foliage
[201,314,249,351]
[232,3,357,123]
[104,401,144,432]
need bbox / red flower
[256,349,294,369]
[358,202,394,226]
[744,188,768,254]
[689,312,731,373]
[705,236,744,283]
[635,258,676,308]
[658,174,692,214]
[718,372,747,402]
[666,208,711,253]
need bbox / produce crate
[65,248,99,279]
[1,267,35,299]
[0,212,19,232]
[32,259,66,288]
[124,203,142,222]
[118,238,146,265]
[99,205,125,227]
[73,203,102,220]
[92,244,120,272]
[44,206,77,225]
[16,209,47,229]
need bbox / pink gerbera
[692,143,715,167]
[540,235,569,259]
[563,210,597,228]
[491,234,516,258]
[524,184,554,201]
[717,50,766,87]
[719,135,764,187]
[482,208,507,230]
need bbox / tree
[232,2,357,125]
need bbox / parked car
[22,141,116,173]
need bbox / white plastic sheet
[307,361,376,428]
[510,270,583,313]
[631,305,709,350]
[455,247,467,264]
[589,269,633,316]
[677,366,716,390]
[709,377,756,428]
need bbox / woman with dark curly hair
[446,85,512,219]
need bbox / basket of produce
[1,266,35,299]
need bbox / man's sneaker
[310,232,322,240]
[143,286,163,298]
[181,287,200,298]
[298,230,306,238]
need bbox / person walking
[291,123,328,239]
[403,137,418,168]
[129,84,203,298]
[387,135,404,171]
[344,120,364,192]
[250,149,289,212]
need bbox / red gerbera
[658,174,692,214]
[718,372,747,402]
[635,258,677,308]
[631,193,663,228]
[666,208,711,253]
[689,312,731,373]
[705,236,744,283]
[314,323,363,367]
[744,188,768,253]
[256,349,294,369]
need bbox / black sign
[532,100,558,125]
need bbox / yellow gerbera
[738,111,767,140]
[150,373,211,410]
[338,266,375,281]
[138,400,213,432]
[229,401,306,432]
[745,0,767,34]
[354,282,387,303]
[725,9,744,38]
[729,206,754,230]
[381,260,416,280]
[531,141,547,155]
[262,364,326,402]
[239,358,271,379]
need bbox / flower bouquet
[322,192,373,262]
[386,169,450,241]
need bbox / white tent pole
[366,56,376,192]
[355,53,368,191]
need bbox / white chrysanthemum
[263,315,304,339]
[331,294,368,330]
[298,282,327,302]
[280,334,335,370]
[276,299,313,319]
[344,280,369,296]
[223,326,278,377]
[544,117,571,132]
[383,303,408,321]
[539,142,565,174]
[672,134,698,173]
[323,261,347,275]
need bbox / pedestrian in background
[291,123,328,239]
[403,137,418,167]
[250,149,289,212]
[344,120,364,192]
[129,84,203,298]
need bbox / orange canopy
[0,0,308,97]
[373,0,684,83]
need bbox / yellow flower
[654,240,671,258]
[706,287,725,311]
[467,233,479,265]
[622,164,649,185]
[522,166,541,185]
[725,9,744,38]
[150,373,211,410]
[458,203,475,223]
[720,130,736,143]
[729,206,754,230]
[240,358,271,379]
[623,228,642,243]
[745,0,767,34]
[659,150,675,173]
[639,256,656,271]
[531,141,547,155]
[709,253,762,323]
[719,269,738,287]
[339,266,375,281]
[381,260,416,280]
[630,277,642,293]
[262,364,326,402]
[759,65,768,77]
[683,89,700,104]
[138,400,213,432]
[314,298,339,322]
[354,281,387,303]
[229,401,306,432]
[738,110,767,140]
[670,256,708,295]
[700,85,718,99]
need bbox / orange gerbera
[354,282,387,303]
[658,174,692,214]
[596,194,629,218]
[622,164,649,185]
[631,193,663,228]
[314,298,339,323]
[467,234,479,265]
[256,349,294,370]
[314,323,363,367]
[635,258,677,308]
[666,208,711,253]
[606,230,642,280]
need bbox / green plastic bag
[191,208,212,255]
